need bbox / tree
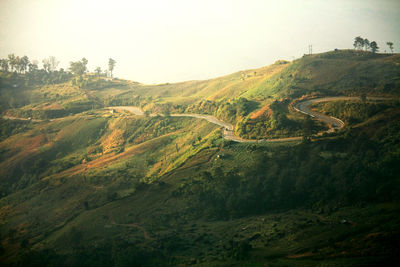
[0,59,9,72]
[370,41,379,53]
[82,58,88,71]
[353,36,364,50]
[386,42,394,53]
[7,54,16,71]
[14,56,22,73]
[364,39,370,51]
[20,56,30,73]
[42,58,51,72]
[69,58,88,76]
[43,56,60,71]
[28,62,38,73]
[108,58,116,78]
[95,67,102,77]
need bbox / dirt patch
[42,102,64,110]
[250,104,272,119]
[101,129,125,153]
[287,252,313,259]
[15,134,48,151]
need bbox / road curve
[293,96,391,134]
[109,96,392,142]
[5,96,386,143]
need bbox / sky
[0,0,399,84]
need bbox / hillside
[0,50,400,266]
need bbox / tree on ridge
[370,41,379,53]
[108,58,116,78]
[386,42,394,53]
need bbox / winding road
[3,96,390,143]
[111,96,391,143]
[293,96,390,134]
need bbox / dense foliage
[174,120,400,219]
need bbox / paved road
[294,96,391,133]
[3,97,390,143]
[109,107,304,142]
[109,96,392,143]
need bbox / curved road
[112,96,391,143]
[3,96,390,143]
[293,96,391,134]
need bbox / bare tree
[49,56,60,71]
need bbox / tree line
[353,36,394,53]
[0,54,117,86]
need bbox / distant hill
[126,50,400,103]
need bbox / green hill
[0,50,400,266]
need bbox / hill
[0,50,400,266]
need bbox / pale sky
[1,0,399,84]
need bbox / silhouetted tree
[20,56,30,73]
[363,38,370,51]
[386,42,394,53]
[370,41,379,53]
[353,36,364,50]
[7,54,16,72]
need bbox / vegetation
[108,58,116,78]
[387,41,394,53]
[312,100,400,125]
[0,50,399,266]
[353,36,384,53]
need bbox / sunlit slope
[242,50,400,99]
[3,50,399,122]
[102,51,400,109]
[1,51,400,264]
[0,77,132,119]
[0,109,220,197]
[129,61,289,103]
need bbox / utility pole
[308,44,313,55]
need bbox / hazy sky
[1,0,399,83]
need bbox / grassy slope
[110,50,400,107]
[0,51,400,266]
[129,62,289,105]
[243,50,400,100]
